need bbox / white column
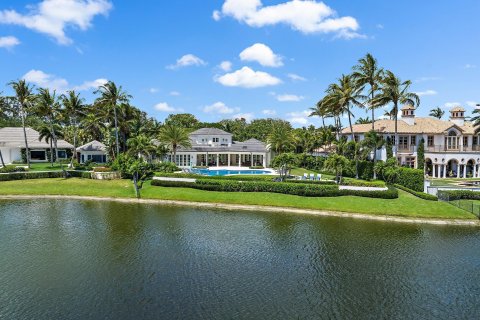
[443,165,447,178]
[457,165,461,178]
[216,154,219,167]
[227,154,231,167]
[433,165,436,178]
[463,165,467,178]
[238,154,241,167]
[474,165,477,178]
[262,155,266,168]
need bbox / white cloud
[415,89,437,97]
[0,36,20,49]
[203,101,238,114]
[212,10,221,21]
[276,94,304,102]
[286,110,311,125]
[262,109,277,116]
[287,73,306,81]
[154,102,183,113]
[169,91,180,96]
[464,64,477,69]
[73,78,107,91]
[0,0,112,45]
[376,24,384,29]
[215,66,281,88]
[232,112,254,122]
[167,54,207,69]
[466,101,479,108]
[219,60,232,72]
[414,76,441,83]
[22,69,68,91]
[215,0,363,39]
[22,69,106,92]
[149,88,159,93]
[444,102,461,109]
[239,43,283,67]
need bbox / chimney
[450,106,466,126]
[400,104,415,126]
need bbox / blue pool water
[192,168,272,176]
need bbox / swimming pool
[192,168,273,176]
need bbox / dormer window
[213,138,219,143]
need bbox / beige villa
[341,106,480,178]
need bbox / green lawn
[0,178,474,220]
[7,163,68,172]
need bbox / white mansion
[166,128,273,168]
[342,106,480,179]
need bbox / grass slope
[0,178,474,219]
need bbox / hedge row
[151,179,398,199]
[394,167,424,192]
[437,190,480,201]
[394,184,438,201]
[0,170,91,181]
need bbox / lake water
[1,199,479,319]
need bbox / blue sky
[0,0,479,127]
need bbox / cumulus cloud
[415,89,437,97]
[22,69,106,92]
[0,36,20,49]
[0,0,112,45]
[444,102,461,109]
[154,102,183,113]
[287,73,306,81]
[203,101,238,114]
[149,88,159,93]
[466,101,479,108]
[232,112,254,122]
[276,94,304,102]
[219,60,232,72]
[169,91,180,96]
[262,109,277,116]
[239,43,283,67]
[215,66,281,88]
[214,0,363,39]
[167,54,207,69]
[286,110,311,125]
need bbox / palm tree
[9,80,36,168]
[38,123,64,167]
[471,109,480,133]
[127,134,156,161]
[94,81,132,157]
[35,88,61,162]
[352,53,384,131]
[266,123,295,154]
[324,153,349,183]
[429,107,444,119]
[0,96,7,167]
[361,130,384,179]
[355,117,371,124]
[158,124,191,164]
[309,98,329,128]
[61,91,85,161]
[323,74,366,178]
[372,70,420,157]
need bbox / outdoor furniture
[316,174,322,181]
[303,173,308,180]
[309,173,315,180]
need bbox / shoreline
[0,194,479,227]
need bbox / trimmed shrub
[0,170,91,181]
[155,162,180,173]
[437,190,480,201]
[93,167,112,172]
[151,179,398,199]
[394,184,437,201]
[395,167,424,192]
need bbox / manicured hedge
[394,184,437,201]
[151,179,398,199]
[437,190,480,201]
[395,167,424,192]
[0,170,91,181]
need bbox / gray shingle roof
[76,140,106,152]
[190,128,231,136]
[0,127,73,149]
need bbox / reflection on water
[0,199,479,319]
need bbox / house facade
[166,128,273,168]
[341,106,480,179]
[0,127,73,164]
[76,140,108,163]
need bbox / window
[30,150,46,161]
[57,150,67,159]
[427,136,434,147]
[390,135,396,145]
[406,157,416,168]
[213,138,219,143]
[463,136,469,147]
[474,136,478,146]
[399,136,408,150]
[410,136,416,146]
[354,135,359,142]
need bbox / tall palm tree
[352,53,384,131]
[323,74,366,178]
[355,117,371,124]
[94,81,132,157]
[9,80,36,168]
[35,88,61,162]
[38,123,64,167]
[0,96,7,167]
[361,130,384,180]
[373,70,420,156]
[158,124,191,164]
[61,91,85,161]
[309,98,329,128]
[266,123,295,154]
[429,107,444,119]
[127,134,156,161]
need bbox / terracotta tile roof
[450,106,465,112]
[341,117,476,135]
[401,104,415,110]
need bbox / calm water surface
[0,199,479,319]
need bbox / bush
[151,179,398,199]
[249,166,265,169]
[394,184,437,201]
[437,190,480,201]
[93,167,112,172]
[395,167,424,192]
[0,166,26,173]
[0,170,91,181]
[155,161,180,173]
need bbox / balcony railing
[397,146,416,153]
[425,145,480,152]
